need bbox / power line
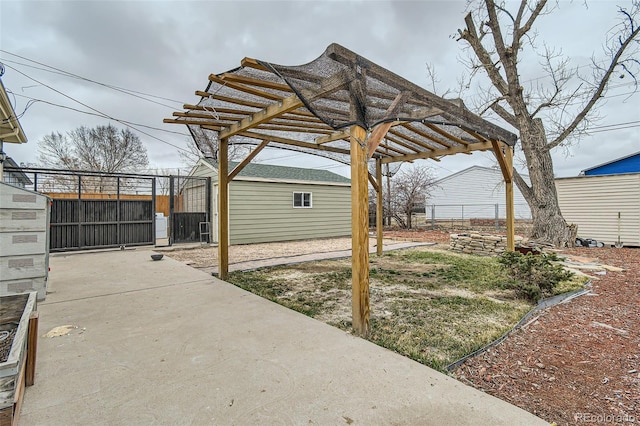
[0,51,185,109]
[6,92,191,137]
[2,63,197,158]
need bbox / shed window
[293,192,312,208]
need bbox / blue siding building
[581,151,640,176]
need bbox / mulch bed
[384,230,638,425]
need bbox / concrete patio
[20,248,546,425]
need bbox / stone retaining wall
[449,233,525,256]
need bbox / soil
[164,237,374,268]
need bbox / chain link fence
[424,203,532,233]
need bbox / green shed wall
[228,180,351,244]
[189,162,352,245]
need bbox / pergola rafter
[165,43,518,336]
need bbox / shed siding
[228,181,351,244]
[556,174,640,246]
[428,167,531,219]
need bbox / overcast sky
[1,0,638,180]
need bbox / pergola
[165,43,517,336]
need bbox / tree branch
[458,12,510,96]
[546,17,640,151]
[513,170,534,205]
[516,0,548,43]
[489,100,518,127]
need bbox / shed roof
[166,43,517,166]
[202,158,350,184]
[580,151,640,175]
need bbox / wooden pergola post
[492,140,515,252]
[505,145,515,251]
[375,158,383,256]
[218,137,229,280]
[350,125,370,336]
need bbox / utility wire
[0,51,185,109]
[2,63,197,158]
[4,92,191,137]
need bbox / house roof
[580,151,640,174]
[3,157,32,185]
[0,79,27,144]
[202,157,350,184]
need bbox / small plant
[498,251,573,303]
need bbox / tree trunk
[516,119,577,247]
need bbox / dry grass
[227,247,585,371]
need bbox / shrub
[498,251,573,303]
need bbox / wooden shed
[166,43,517,335]
[188,158,351,244]
[556,173,640,247]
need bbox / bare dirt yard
[166,229,639,425]
[164,237,370,268]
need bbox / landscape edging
[445,283,592,373]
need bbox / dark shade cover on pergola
[167,43,516,167]
[166,43,518,336]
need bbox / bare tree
[38,124,149,173]
[457,0,640,246]
[390,165,436,229]
[180,126,250,169]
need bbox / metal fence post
[431,205,435,229]
[169,176,174,246]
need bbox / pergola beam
[381,140,494,163]
[228,140,269,181]
[219,68,354,140]
[326,43,517,145]
[209,74,283,101]
[491,140,512,183]
[240,130,352,156]
[315,129,350,144]
[217,73,293,92]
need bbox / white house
[427,166,531,220]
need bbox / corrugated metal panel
[228,181,351,244]
[556,174,640,246]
